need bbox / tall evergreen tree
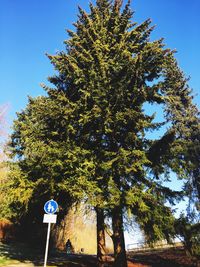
[9,0,199,266]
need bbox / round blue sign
[44,199,58,214]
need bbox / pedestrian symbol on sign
[44,199,58,214]
[47,203,54,213]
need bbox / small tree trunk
[112,205,127,267]
[96,207,106,267]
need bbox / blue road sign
[44,199,58,214]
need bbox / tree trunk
[112,205,127,267]
[96,207,106,267]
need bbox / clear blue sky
[1,0,199,125]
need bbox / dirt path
[127,262,150,267]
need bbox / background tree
[175,215,200,258]
[0,104,11,220]
[8,0,199,266]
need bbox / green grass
[0,256,20,266]
[0,256,58,266]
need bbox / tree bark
[96,207,106,267]
[112,205,127,267]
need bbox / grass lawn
[0,241,198,267]
[0,241,42,266]
[0,255,20,266]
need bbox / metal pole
[44,222,51,267]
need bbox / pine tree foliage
[9,0,199,254]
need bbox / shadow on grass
[0,241,42,265]
[2,242,197,267]
[0,241,101,266]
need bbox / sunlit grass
[0,256,20,266]
[0,256,58,267]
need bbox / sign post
[43,199,58,267]
[44,222,51,267]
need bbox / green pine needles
[8,1,199,266]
